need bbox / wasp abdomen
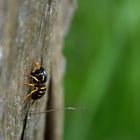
[31,84,47,100]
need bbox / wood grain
[0,0,75,140]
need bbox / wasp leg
[23,87,38,102]
[24,82,34,87]
[27,87,38,97]
[28,75,39,82]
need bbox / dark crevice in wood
[44,78,53,140]
[20,112,28,140]
[48,0,53,11]
[20,101,30,140]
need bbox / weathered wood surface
[0,0,75,140]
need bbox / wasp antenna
[29,106,86,115]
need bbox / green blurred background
[63,0,140,140]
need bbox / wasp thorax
[31,67,47,83]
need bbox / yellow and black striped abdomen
[31,83,47,100]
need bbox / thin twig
[30,106,86,115]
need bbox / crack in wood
[20,100,31,140]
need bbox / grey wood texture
[0,0,75,140]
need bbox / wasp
[24,59,85,114]
[24,59,47,101]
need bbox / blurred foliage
[63,0,140,140]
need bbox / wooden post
[0,0,75,140]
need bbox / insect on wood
[24,58,85,114]
[24,58,48,101]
